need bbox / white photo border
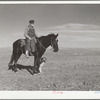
[0,1,100,99]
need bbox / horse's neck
[39,36,51,48]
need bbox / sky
[1,4,100,48]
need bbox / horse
[8,33,59,75]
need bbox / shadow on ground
[9,64,34,75]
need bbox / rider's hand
[29,37,32,40]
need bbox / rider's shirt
[24,25,36,38]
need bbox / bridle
[36,36,57,50]
[51,38,58,49]
[51,38,54,49]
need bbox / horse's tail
[8,42,16,69]
[8,39,24,71]
[8,39,20,66]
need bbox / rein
[36,38,46,49]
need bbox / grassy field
[0,47,100,90]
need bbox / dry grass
[0,48,100,90]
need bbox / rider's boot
[25,50,29,58]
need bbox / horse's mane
[38,33,55,40]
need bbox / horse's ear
[56,33,59,37]
[50,32,54,34]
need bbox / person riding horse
[24,20,37,58]
[8,20,59,74]
[8,33,59,74]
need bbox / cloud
[39,23,100,48]
[46,23,100,33]
[2,23,100,48]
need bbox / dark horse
[8,33,59,75]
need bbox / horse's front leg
[33,56,41,74]
[33,54,38,74]
[13,52,22,72]
[36,57,41,73]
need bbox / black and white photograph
[0,1,100,99]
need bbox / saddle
[20,38,37,56]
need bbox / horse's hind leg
[8,52,14,70]
[13,52,22,72]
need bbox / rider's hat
[29,20,34,24]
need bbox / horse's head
[50,33,59,52]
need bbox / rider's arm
[34,28,38,37]
[35,33,38,37]
[24,27,31,40]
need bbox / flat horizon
[0,4,100,48]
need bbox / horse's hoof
[32,73,34,75]
[34,71,38,74]
[38,70,40,73]
[8,65,13,70]
[8,68,10,70]
[8,63,12,67]
[14,70,18,73]
[35,71,40,74]
[16,71,18,73]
